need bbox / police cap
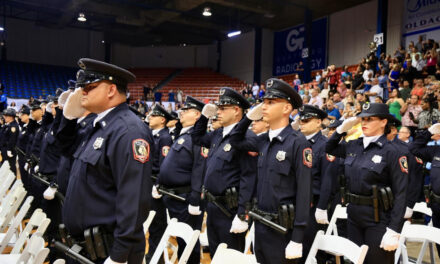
[150,104,173,121]
[328,119,343,128]
[358,102,395,120]
[75,58,136,92]
[31,102,42,111]
[67,79,76,90]
[20,106,31,115]
[170,111,179,120]
[3,108,16,117]
[217,87,251,109]
[181,96,205,111]
[263,78,302,108]
[298,105,328,120]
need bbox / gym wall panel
[328,0,377,67]
[261,28,274,81]
[386,0,403,55]
[220,30,255,84]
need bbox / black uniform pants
[6,156,17,175]
[18,156,29,190]
[206,202,245,256]
[147,197,168,255]
[163,195,203,264]
[254,222,299,264]
[431,202,440,255]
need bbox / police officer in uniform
[146,104,173,263]
[298,105,339,263]
[1,108,19,174]
[17,106,33,190]
[167,111,179,141]
[62,58,153,264]
[236,78,312,263]
[326,103,408,264]
[192,87,258,255]
[155,96,206,263]
[409,123,440,255]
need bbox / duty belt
[252,208,279,223]
[160,185,192,195]
[430,191,440,204]
[346,193,374,206]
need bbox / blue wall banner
[403,0,440,38]
[273,17,327,77]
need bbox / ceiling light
[77,13,87,22]
[0,27,4,31]
[101,40,105,44]
[203,7,212,17]
[227,30,241,38]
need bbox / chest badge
[276,150,286,161]
[178,138,185,145]
[223,143,231,152]
[372,155,382,164]
[93,137,104,149]
[11,127,16,133]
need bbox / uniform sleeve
[409,130,434,162]
[158,134,173,168]
[237,135,258,215]
[229,117,260,152]
[406,154,424,208]
[108,128,152,262]
[188,144,207,206]
[325,132,347,158]
[7,125,19,155]
[56,116,80,155]
[191,115,214,147]
[317,153,339,210]
[292,139,312,243]
[388,150,408,232]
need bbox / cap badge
[330,120,335,124]
[276,150,286,161]
[93,137,104,150]
[363,102,370,110]
[109,76,113,81]
[78,61,86,69]
[219,89,225,95]
[372,155,382,164]
[223,143,231,152]
[267,79,274,88]
[178,138,185,145]
[298,106,304,111]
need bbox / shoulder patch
[248,151,259,157]
[162,146,170,157]
[201,147,209,158]
[326,153,335,162]
[415,156,423,164]
[132,139,150,163]
[303,148,313,168]
[11,127,16,133]
[399,156,408,174]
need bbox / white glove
[24,163,29,171]
[404,207,413,219]
[58,90,72,107]
[380,227,400,251]
[336,116,358,134]
[291,116,300,130]
[43,187,57,200]
[202,104,218,118]
[34,165,39,173]
[46,102,53,113]
[188,205,202,215]
[151,185,162,199]
[315,208,329,224]
[285,241,302,259]
[6,151,13,158]
[246,103,263,121]
[103,257,126,264]
[428,123,440,135]
[63,88,86,120]
[229,215,249,233]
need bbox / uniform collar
[94,107,115,127]
[222,122,237,138]
[361,134,386,149]
[269,125,292,142]
[180,126,193,135]
[93,103,128,129]
[306,131,320,142]
[152,127,164,137]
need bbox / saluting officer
[62,58,154,264]
[167,111,179,141]
[17,106,34,191]
[326,103,408,264]
[155,96,206,263]
[239,78,312,263]
[0,108,19,174]
[146,104,173,263]
[192,87,258,255]
[298,105,340,262]
[409,123,440,255]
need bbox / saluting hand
[246,103,263,121]
[428,123,440,135]
[63,88,86,120]
[201,104,218,118]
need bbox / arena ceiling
[1,0,370,46]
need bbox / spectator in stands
[399,80,411,101]
[258,84,265,98]
[337,82,348,98]
[0,90,7,112]
[315,71,322,83]
[319,82,329,101]
[252,82,259,98]
[352,66,365,91]
[154,90,162,102]
[414,94,440,129]
[293,74,301,92]
[177,89,183,104]
[362,64,374,82]
[386,89,404,120]
[401,94,422,136]
[303,95,311,105]
[412,53,426,75]
[333,92,344,112]
[425,45,438,75]
[327,65,339,92]
[397,126,411,142]
[388,64,401,90]
[411,79,425,99]
[309,87,323,108]
[365,78,383,102]
[436,64,440,80]
[325,100,340,120]
[9,101,18,111]
[168,89,175,102]
[245,93,256,104]
[143,85,151,100]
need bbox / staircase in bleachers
[127,68,177,100]
[160,68,246,102]
[0,61,76,98]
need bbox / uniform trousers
[431,202,440,255]
[147,197,167,256]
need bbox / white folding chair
[0,234,49,264]
[0,172,16,204]
[211,243,258,264]
[150,218,200,264]
[325,204,347,236]
[0,185,27,232]
[143,210,156,235]
[305,230,368,264]
[0,161,10,178]
[0,196,33,253]
[10,209,51,254]
[412,202,433,219]
[395,221,440,264]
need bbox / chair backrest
[0,160,10,176]
[400,221,440,244]
[150,218,200,264]
[0,172,16,203]
[0,185,27,232]
[0,195,33,253]
[412,202,432,217]
[325,204,347,236]
[11,209,50,254]
[53,259,66,264]
[305,231,368,264]
[211,243,257,264]
[143,210,156,235]
[16,235,48,264]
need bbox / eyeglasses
[83,83,100,93]
[299,118,313,123]
[217,105,236,111]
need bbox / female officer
[325,103,408,264]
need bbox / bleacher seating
[127,68,177,101]
[0,61,76,98]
